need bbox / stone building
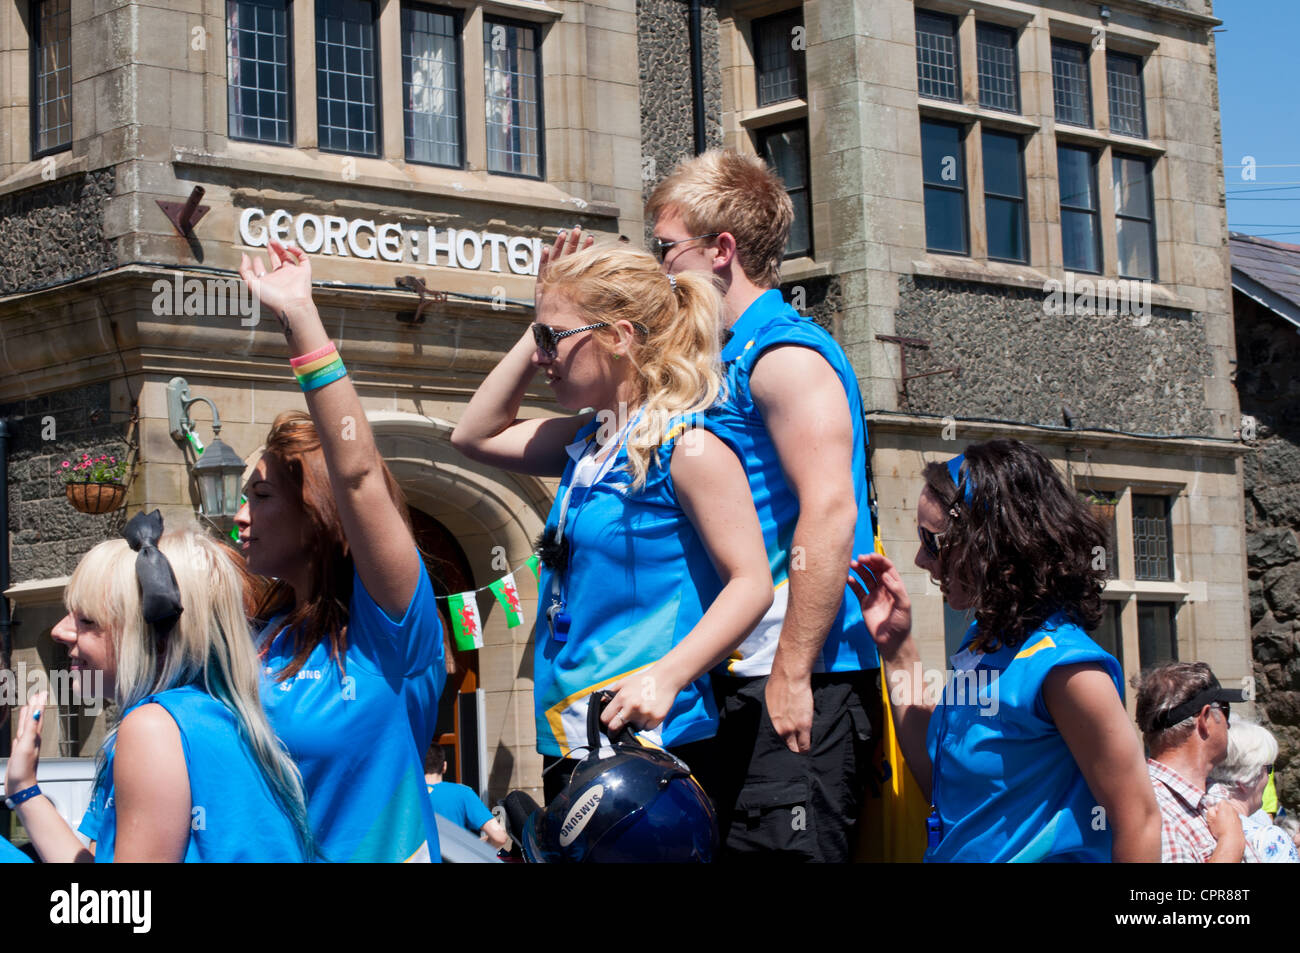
[660,0,1252,763]
[1231,232,1300,808]
[1,0,1263,835]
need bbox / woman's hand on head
[537,226,595,282]
[848,553,913,659]
[238,240,314,326]
[5,691,48,793]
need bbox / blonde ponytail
[538,245,726,489]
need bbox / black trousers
[689,670,879,863]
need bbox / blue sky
[1215,0,1300,240]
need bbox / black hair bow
[122,510,183,636]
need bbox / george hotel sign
[238,208,545,275]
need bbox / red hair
[252,410,411,680]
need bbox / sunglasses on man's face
[531,320,650,359]
[650,232,721,263]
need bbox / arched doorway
[410,507,479,787]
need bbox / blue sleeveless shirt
[78,685,307,862]
[259,557,446,862]
[535,412,734,756]
[925,614,1123,862]
[702,290,878,676]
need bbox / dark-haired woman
[849,439,1160,862]
[237,242,446,862]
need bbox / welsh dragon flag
[447,592,483,650]
[488,573,524,628]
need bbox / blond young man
[644,150,880,862]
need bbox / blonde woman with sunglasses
[453,243,772,800]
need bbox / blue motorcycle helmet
[505,691,717,863]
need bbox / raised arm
[601,428,773,733]
[750,345,858,753]
[1044,663,1162,862]
[450,327,592,476]
[849,554,934,800]
[239,241,419,618]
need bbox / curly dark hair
[923,438,1107,653]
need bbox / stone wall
[1235,291,1300,811]
[2,382,133,582]
[0,171,117,296]
[780,273,842,337]
[894,275,1216,435]
[636,0,724,238]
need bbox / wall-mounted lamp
[166,377,247,528]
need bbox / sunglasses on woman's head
[531,321,650,359]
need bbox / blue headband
[946,454,975,508]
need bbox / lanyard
[547,410,641,641]
[927,642,986,851]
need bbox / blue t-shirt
[77,684,307,862]
[260,557,446,862]
[703,289,878,676]
[535,413,732,757]
[0,835,32,863]
[924,614,1123,863]
[427,781,494,835]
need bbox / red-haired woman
[237,242,446,862]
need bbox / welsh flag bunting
[447,592,483,650]
[488,573,524,628]
[526,554,541,580]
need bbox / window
[1106,52,1146,138]
[484,18,542,178]
[921,120,968,255]
[227,0,293,145]
[976,23,1019,114]
[1058,145,1102,273]
[315,0,380,156]
[1113,153,1157,280]
[753,10,805,106]
[915,11,960,102]
[982,130,1027,262]
[403,4,462,167]
[1092,601,1125,669]
[1051,40,1092,127]
[1137,602,1178,668]
[31,0,72,156]
[1132,494,1173,581]
[758,122,811,259]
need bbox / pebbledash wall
[0,0,1266,824]
[1234,291,1300,808]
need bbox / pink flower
[61,461,69,469]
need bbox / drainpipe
[0,417,10,758]
[689,0,706,154]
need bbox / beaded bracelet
[290,343,347,393]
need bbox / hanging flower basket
[65,481,128,514]
[61,453,130,514]
[1085,493,1119,527]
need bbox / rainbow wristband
[292,343,347,392]
[298,361,348,391]
[290,343,338,369]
